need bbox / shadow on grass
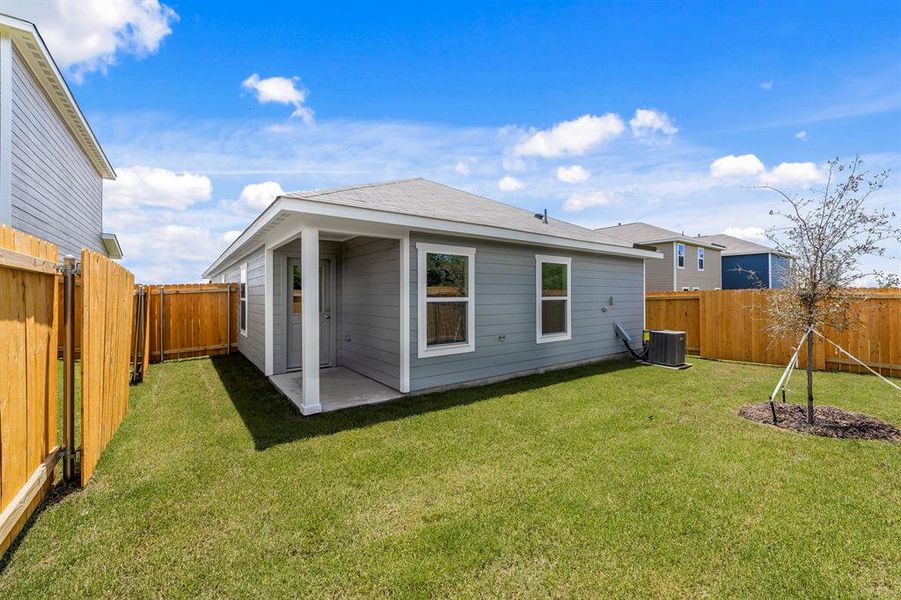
[210,354,642,450]
[0,480,81,574]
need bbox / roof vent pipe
[534,209,549,224]
[543,209,548,224]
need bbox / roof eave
[0,13,115,180]
[203,197,663,277]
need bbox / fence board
[647,289,900,377]
[144,284,237,362]
[0,226,59,555]
[80,249,135,486]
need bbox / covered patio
[260,208,412,415]
[269,367,404,413]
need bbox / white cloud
[629,109,678,143]
[219,230,242,245]
[498,175,524,192]
[105,166,212,210]
[556,165,591,183]
[759,162,826,187]
[722,226,767,243]
[5,0,177,82]
[795,130,808,141]
[563,191,615,212]
[514,113,625,157]
[454,162,470,176]
[241,74,314,123]
[760,80,774,91]
[709,154,766,178]
[237,181,285,210]
[502,156,527,172]
[120,224,224,283]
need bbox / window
[291,264,302,315]
[417,243,475,358]
[676,243,685,269]
[239,264,248,336]
[536,255,572,343]
[698,247,705,271]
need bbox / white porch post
[300,226,322,414]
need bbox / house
[0,14,121,258]
[595,222,724,291]
[203,178,660,415]
[696,234,791,289]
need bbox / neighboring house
[203,178,660,415]
[0,14,121,258]
[595,222,724,291]
[697,234,791,289]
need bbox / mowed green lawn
[1,355,899,598]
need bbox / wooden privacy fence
[0,226,59,556]
[1,226,139,555]
[646,289,901,377]
[80,249,135,485]
[146,283,238,362]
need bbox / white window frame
[697,247,705,271]
[416,243,476,358]
[535,255,572,344]
[239,263,248,337]
[677,243,686,269]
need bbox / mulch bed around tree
[739,403,901,441]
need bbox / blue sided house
[697,234,791,289]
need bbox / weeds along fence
[646,289,901,377]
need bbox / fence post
[226,283,231,355]
[62,255,78,484]
[159,287,165,363]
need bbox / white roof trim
[203,196,662,278]
[642,237,725,251]
[0,14,115,179]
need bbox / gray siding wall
[222,246,266,372]
[675,244,722,290]
[338,237,400,389]
[8,47,105,256]
[409,233,644,392]
[645,243,674,291]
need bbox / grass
[2,355,899,598]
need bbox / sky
[6,0,900,283]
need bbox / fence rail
[646,289,901,377]
[146,283,238,362]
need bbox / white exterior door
[287,257,334,370]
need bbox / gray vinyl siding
[338,237,400,389]
[645,243,675,291]
[221,246,266,373]
[271,239,341,375]
[409,233,644,392]
[675,244,722,290]
[8,47,105,256]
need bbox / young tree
[761,156,900,424]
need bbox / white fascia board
[280,198,663,260]
[642,236,725,251]
[0,15,114,179]
[204,196,664,279]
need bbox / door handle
[323,313,331,320]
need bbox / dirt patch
[739,403,901,441]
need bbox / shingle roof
[283,178,632,247]
[594,222,682,244]
[595,222,726,250]
[696,234,785,256]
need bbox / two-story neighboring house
[0,13,121,258]
[596,222,724,291]
[696,234,791,289]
